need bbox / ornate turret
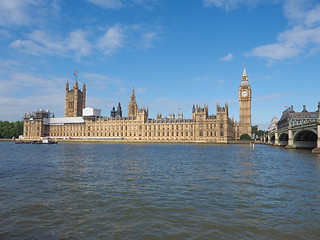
[74,79,79,89]
[117,102,122,117]
[111,106,116,118]
[128,85,138,118]
[83,81,86,93]
[137,106,148,122]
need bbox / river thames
[0,142,319,239]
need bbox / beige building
[23,67,252,142]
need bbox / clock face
[242,91,248,97]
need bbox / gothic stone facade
[238,66,252,137]
[23,104,236,143]
[23,68,251,142]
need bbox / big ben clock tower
[239,65,252,137]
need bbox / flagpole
[74,69,77,81]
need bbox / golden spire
[131,85,135,101]
[242,63,247,77]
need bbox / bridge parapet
[290,121,317,131]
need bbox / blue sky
[1,0,320,130]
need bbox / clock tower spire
[239,64,252,138]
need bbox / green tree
[256,130,265,138]
[0,121,24,139]
[251,126,268,140]
[240,133,251,140]
[252,125,258,135]
[13,121,24,138]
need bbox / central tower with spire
[238,65,252,138]
[128,85,138,118]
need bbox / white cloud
[10,24,161,58]
[86,0,124,9]
[304,4,320,27]
[0,59,20,70]
[129,24,162,49]
[248,0,320,61]
[203,0,241,10]
[202,0,263,11]
[249,43,301,61]
[97,25,125,55]
[86,0,156,10]
[66,30,93,57]
[10,26,125,57]
[204,0,320,62]
[10,39,45,56]
[0,0,33,26]
[10,30,93,57]
[0,0,60,27]
[219,53,234,61]
[141,31,159,48]
[283,0,309,24]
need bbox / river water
[0,142,319,239]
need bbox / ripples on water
[0,142,319,239]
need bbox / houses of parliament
[23,67,252,142]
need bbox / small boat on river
[15,138,58,144]
[36,138,58,144]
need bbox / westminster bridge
[264,119,320,153]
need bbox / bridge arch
[279,132,288,146]
[293,129,317,149]
[270,135,275,145]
